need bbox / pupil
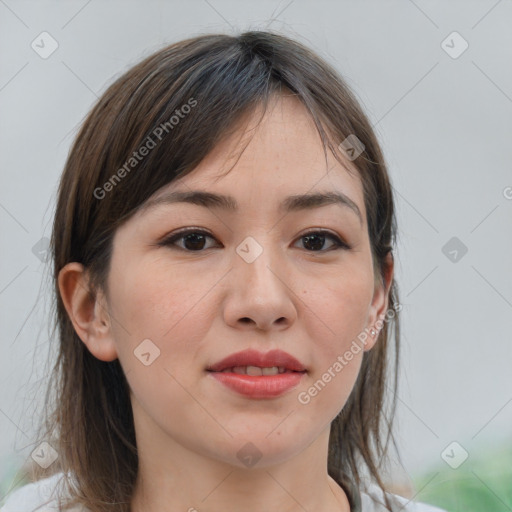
[303,234,324,251]
[184,233,205,251]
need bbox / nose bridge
[223,231,295,330]
[234,232,282,291]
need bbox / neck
[129,411,350,512]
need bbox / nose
[222,238,297,332]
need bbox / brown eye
[158,228,350,253]
[159,229,217,252]
[295,230,350,252]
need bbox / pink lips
[206,349,307,399]
[207,349,306,373]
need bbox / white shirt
[0,471,448,512]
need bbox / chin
[204,430,310,470]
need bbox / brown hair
[32,29,401,511]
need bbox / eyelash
[158,228,351,253]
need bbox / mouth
[207,366,306,376]
[206,348,307,374]
[205,349,307,398]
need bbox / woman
[1,30,447,512]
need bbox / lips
[206,349,307,373]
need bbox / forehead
[139,95,366,223]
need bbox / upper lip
[207,349,307,372]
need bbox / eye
[295,229,351,252]
[158,228,217,252]
[158,228,351,252]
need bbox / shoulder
[360,482,448,512]
[0,472,86,512]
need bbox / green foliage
[0,460,31,507]
[412,442,512,512]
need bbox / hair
[30,29,402,511]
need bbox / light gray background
[1,0,511,501]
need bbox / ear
[58,262,118,362]
[363,252,394,352]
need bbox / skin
[59,94,393,512]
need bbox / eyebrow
[139,190,363,225]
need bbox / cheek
[109,257,218,378]
[110,256,200,336]
[110,263,214,431]
[296,263,373,414]
[303,265,374,354]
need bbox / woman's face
[98,95,390,469]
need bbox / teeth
[247,365,264,376]
[221,366,288,375]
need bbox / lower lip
[208,371,305,398]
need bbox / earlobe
[58,262,118,362]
